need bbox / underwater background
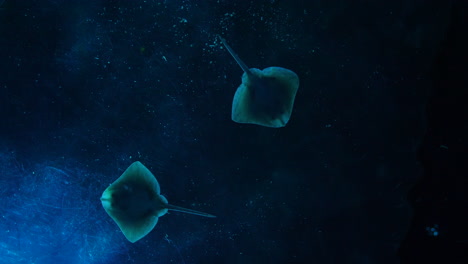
[1,0,467,263]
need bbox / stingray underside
[232,67,299,128]
[101,161,169,242]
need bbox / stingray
[218,35,300,128]
[101,161,216,243]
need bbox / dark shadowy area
[398,1,468,263]
[0,0,466,263]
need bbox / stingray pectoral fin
[119,215,160,243]
[167,204,216,218]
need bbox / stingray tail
[166,204,216,218]
[217,35,252,76]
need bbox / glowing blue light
[426,224,440,237]
[0,154,127,264]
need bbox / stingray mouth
[100,198,113,211]
[100,193,112,204]
[100,189,113,202]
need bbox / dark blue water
[0,1,458,263]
